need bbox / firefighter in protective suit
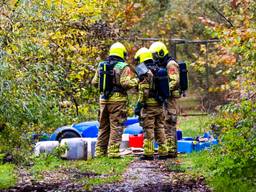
[92,42,138,158]
[149,42,180,158]
[134,47,168,160]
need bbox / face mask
[124,52,128,60]
[152,52,159,61]
[135,63,149,77]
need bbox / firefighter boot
[166,138,177,158]
[108,143,121,158]
[140,139,154,160]
[158,143,169,160]
[95,146,107,158]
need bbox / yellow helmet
[109,42,127,60]
[134,47,153,63]
[149,41,169,59]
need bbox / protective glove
[134,102,143,116]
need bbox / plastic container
[154,141,159,150]
[176,130,182,140]
[203,132,211,138]
[124,123,143,135]
[194,142,206,151]
[60,138,86,160]
[50,125,80,141]
[204,141,211,148]
[129,134,144,148]
[182,137,194,141]
[123,117,139,126]
[81,125,98,138]
[211,139,218,145]
[81,138,97,160]
[177,140,193,153]
[72,121,99,138]
[120,134,130,149]
[34,141,59,156]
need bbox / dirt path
[3,158,211,192]
[2,168,85,192]
[94,160,170,192]
[93,158,211,192]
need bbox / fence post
[205,43,210,111]
[169,40,177,60]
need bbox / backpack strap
[112,61,128,94]
[114,61,128,70]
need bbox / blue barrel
[211,139,218,145]
[182,137,194,141]
[194,142,206,151]
[123,117,139,126]
[72,121,99,138]
[123,123,143,135]
[176,130,182,140]
[177,140,194,153]
[203,132,211,138]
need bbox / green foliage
[0,0,113,159]
[74,156,133,175]
[30,153,65,179]
[73,156,133,190]
[30,144,69,178]
[204,0,256,100]
[212,100,256,178]
[0,164,17,189]
[29,154,133,190]
[181,100,256,192]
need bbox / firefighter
[92,42,139,158]
[149,42,180,158]
[134,47,168,160]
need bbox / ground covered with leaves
[1,155,133,192]
[0,114,213,192]
[1,156,211,192]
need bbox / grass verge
[30,154,133,190]
[176,149,256,192]
[178,115,211,137]
[30,154,66,179]
[71,156,133,190]
[0,164,17,189]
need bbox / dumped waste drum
[81,138,97,160]
[193,142,206,151]
[129,134,144,148]
[72,121,99,138]
[182,137,194,141]
[177,140,194,153]
[176,130,183,140]
[34,141,59,156]
[211,139,218,145]
[60,138,86,160]
[124,123,143,135]
[120,134,130,149]
[123,117,139,126]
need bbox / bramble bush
[186,100,256,192]
[185,1,256,190]
[0,0,111,162]
[211,100,256,191]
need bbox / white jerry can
[120,134,129,150]
[34,141,59,156]
[81,138,97,160]
[60,138,86,160]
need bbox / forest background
[0,0,255,191]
